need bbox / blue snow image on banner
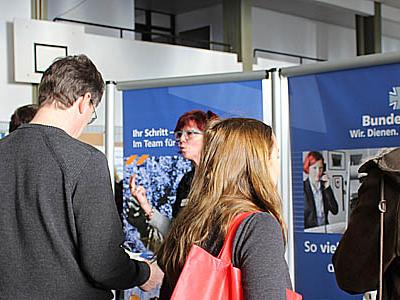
[288,62,400,300]
[122,80,264,255]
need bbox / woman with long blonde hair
[157,118,292,299]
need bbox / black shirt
[172,168,195,218]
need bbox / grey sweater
[0,124,149,299]
[161,212,292,299]
[231,212,292,299]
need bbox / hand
[320,174,330,189]
[129,175,152,214]
[140,261,164,291]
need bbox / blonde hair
[157,118,286,284]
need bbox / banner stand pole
[271,70,295,287]
[105,81,116,192]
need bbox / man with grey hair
[0,55,162,299]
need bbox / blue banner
[123,80,263,252]
[290,63,400,151]
[288,62,400,299]
[122,79,265,298]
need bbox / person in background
[0,54,162,299]
[303,151,338,229]
[157,118,292,299]
[8,104,38,133]
[129,110,218,237]
[333,148,400,300]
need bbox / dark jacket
[0,124,149,299]
[172,168,195,218]
[304,178,338,229]
[332,148,400,300]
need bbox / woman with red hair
[303,151,338,229]
[129,110,218,237]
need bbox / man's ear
[78,92,92,114]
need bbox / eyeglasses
[174,129,203,141]
[88,100,97,125]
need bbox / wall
[174,5,359,64]
[47,0,134,29]
[13,18,243,128]
[252,7,357,62]
[174,5,361,63]
[6,1,400,129]
[175,4,223,51]
[253,57,296,70]
[0,0,32,129]
[47,0,136,40]
[383,36,400,52]
[252,6,400,63]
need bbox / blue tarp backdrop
[288,62,400,299]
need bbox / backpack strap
[378,176,386,300]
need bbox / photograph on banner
[302,147,393,234]
[121,80,265,298]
